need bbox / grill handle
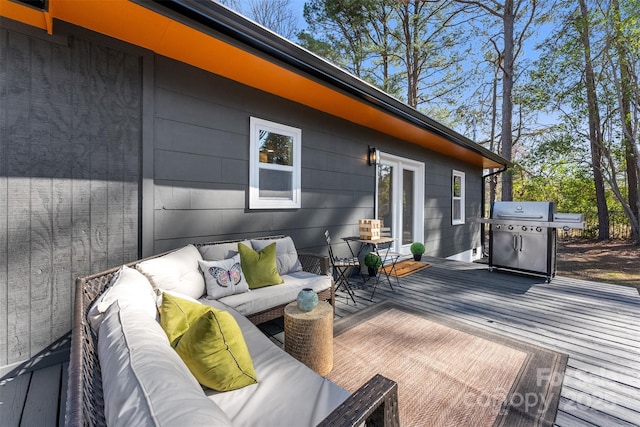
[513,235,518,251]
[519,235,523,252]
[497,214,544,220]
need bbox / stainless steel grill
[475,201,584,282]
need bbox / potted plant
[364,252,382,276]
[410,242,425,261]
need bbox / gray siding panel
[150,55,484,258]
[0,24,141,368]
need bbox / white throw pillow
[86,265,157,333]
[251,237,303,275]
[98,302,233,427]
[199,254,250,300]
[136,245,205,299]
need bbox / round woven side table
[284,301,333,376]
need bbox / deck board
[5,256,640,426]
[0,371,30,426]
[20,364,61,427]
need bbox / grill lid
[491,201,555,222]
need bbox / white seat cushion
[200,300,350,426]
[211,271,331,316]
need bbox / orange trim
[0,0,48,29]
[1,0,503,168]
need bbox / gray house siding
[0,21,141,370]
[149,56,482,259]
[149,56,377,256]
[0,20,483,370]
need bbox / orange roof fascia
[1,0,503,169]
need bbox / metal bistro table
[342,236,397,298]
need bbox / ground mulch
[556,238,640,292]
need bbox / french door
[376,153,425,255]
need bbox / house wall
[0,21,141,371]
[0,20,482,370]
[148,55,481,259]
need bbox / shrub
[410,242,425,255]
[364,252,382,269]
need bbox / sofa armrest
[317,374,399,427]
[298,252,330,276]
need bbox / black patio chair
[371,227,401,299]
[325,230,359,305]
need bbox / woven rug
[382,260,431,278]
[328,302,567,427]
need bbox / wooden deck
[2,257,639,426]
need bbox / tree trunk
[490,57,499,204]
[500,0,514,201]
[578,0,609,240]
[611,0,639,227]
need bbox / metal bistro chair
[371,227,401,300]
[325,230,359,305]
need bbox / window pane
[402,169,414,245]
[259,169,293,199]
[453,200,461,220]
[259,130,293,166]
[377,165,393,228]
[453,175,461,197]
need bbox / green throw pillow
[175,309,258,391]
[237,242,284,289]
[160,292,210,346]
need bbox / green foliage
[410,242,425,255]
[364,252,382,269]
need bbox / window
[452,170,465,225]
[249,117,301,209]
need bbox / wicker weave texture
[284,301,334,376]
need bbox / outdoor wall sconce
[368,145,378,166]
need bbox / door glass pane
[377,164,393,230]
[402,169,415,245]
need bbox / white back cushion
[251,237,302,275]
[98,302,233,427]
[136,245,205,299]
[198,240,251,261]
[87,265,157,333]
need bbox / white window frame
[249,117,301,209]
[452,170,465,225]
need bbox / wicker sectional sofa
[66,236,399,426]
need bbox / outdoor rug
[382,260,431,278]
[328,302,567,427]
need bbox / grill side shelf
[469,217,585,230]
